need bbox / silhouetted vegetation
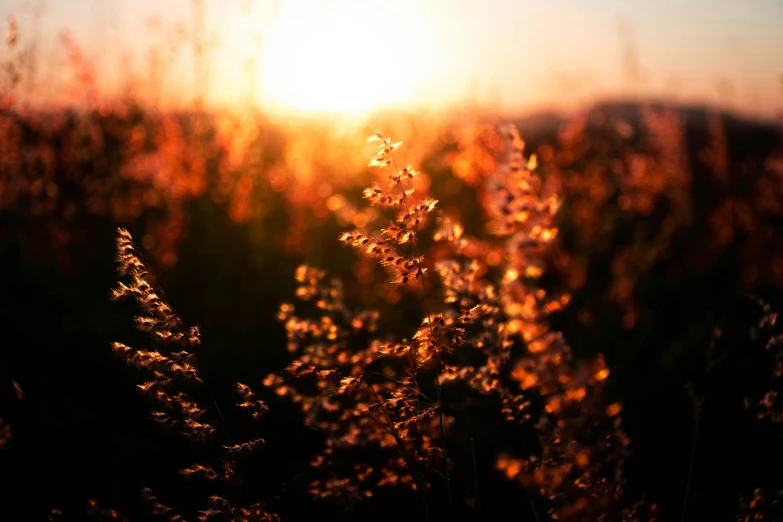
[1,8,783,522]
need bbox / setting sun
[258,0,434,114]
[5,0,783,519]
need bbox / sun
[258,0,432,115]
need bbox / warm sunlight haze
[7,0,783,118]
[258,0,434,114]
[3,0,783,520]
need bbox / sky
[3,0,783,118]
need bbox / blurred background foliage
[1,2,783,521]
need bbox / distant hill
[509,100,781,146]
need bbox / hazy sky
[4,0,783,117]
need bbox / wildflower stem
[194,359,232,443]
[366,371,436,404]
[362,400,399,440]
[389,148,452,506]
[365,380,431,521]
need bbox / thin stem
[362,402,399,440]
[389,150,451,501]
[435,352,451,505]
[366,371,436,405]
[209,392,231,442]
[193,355,232,443]
[365,380,431,521]
[530,500,542,522]
[384,157,428,442]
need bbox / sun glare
[259,0,433,115]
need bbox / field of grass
[1,7,783,522]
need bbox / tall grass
[1,13,782,519]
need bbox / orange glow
[259,0,434,115]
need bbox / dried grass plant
[112,228,278,522]
[269,127,647,520]
[101,115,783,521]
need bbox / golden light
[258,0,434,115]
